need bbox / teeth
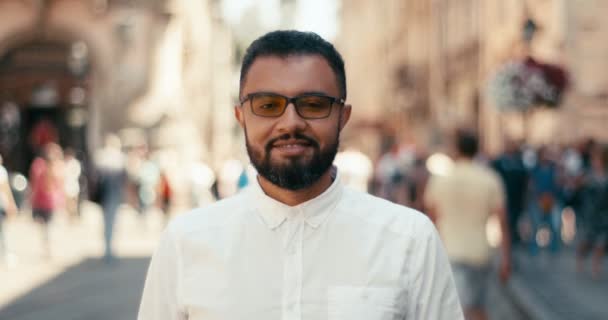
[278,144,305,148]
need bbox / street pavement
[0,201,166,319]
[487,269,530,320]
[0,257,150,320]
[508,246,608,320]
[2,203,604,319]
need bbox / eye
[259,103,277,109]
[297,96,330,109]
[303,101,323,108]
[251,94,285,116]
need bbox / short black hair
[239,30,346,99]
[456,129,479,158]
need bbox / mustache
[265,133,320,153]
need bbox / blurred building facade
[337,0,481,158]
[338,0,608,156]
[0,0,237,174]
[559,0,608,143]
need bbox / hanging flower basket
[486,57,568,112]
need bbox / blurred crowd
[0,133,219,264]
[1,129,607,279]
[371,135,608,279]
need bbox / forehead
[242,54,340,97]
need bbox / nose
[276,102,307,133]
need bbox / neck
[257,168,335,206]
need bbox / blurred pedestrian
[0,154,18,264]
[559,143,587,233]
[124,145,143,211]
[29,143,64,258]
[527,146,562,255]
[409,150,430,212]
[94,134,126,262]
[139,30,463,320]
[28,119,58,155]
[136,150,159,216]
[576,144,608,278]
[492,139,528,245]
[374,138,414,206]
[425,129,511,320]
[188,160,216,207]
[63,148,82,220]
[157,169,172,224]
[579,138,597,171]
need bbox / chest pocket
[328,286,405,320]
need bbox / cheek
[312,121,340,147]
[244,118,275,144]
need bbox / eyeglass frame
[239,92,346,119]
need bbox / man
[425,130,511,320]
[491,139,527,245]
[29,142,64,258]
[527,146,561,255]
[94,134,126,262]
[138,30,463,320]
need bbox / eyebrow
[245,91,332,97]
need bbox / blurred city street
[508,248,608,320]
[0,203,523,320]
[0,257,150,320]
[0,0,608,319]
[0,203,165,319]
[0,202,605,319]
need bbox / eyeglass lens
[251,94,333,119]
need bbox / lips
[268,136,315,157]
[272,139,312,148]
[270,139,314,157]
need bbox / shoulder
[424,173,446,198]
[479,165,503,187]
[166,190,250,236]
[468,163,501,184]
[426,173,444,186]
[338,187,435,238]
[476,163,499,177]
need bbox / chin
[271,157,311,169]
[271,152,313,162]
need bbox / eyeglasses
[240,92,345,119]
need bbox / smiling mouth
[271,140,313,156]
[273,140,311,147]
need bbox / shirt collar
[251,168,344,230]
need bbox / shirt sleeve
[138,227,186,320]
[407,216,464,320]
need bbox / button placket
[294,208,303,319]
[282,212,303,320]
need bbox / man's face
[235,55,351,190]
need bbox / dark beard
[245,130,339,191]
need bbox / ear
[338,104,352,131]
[234,105,245,129]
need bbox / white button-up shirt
[138,171,463,320]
